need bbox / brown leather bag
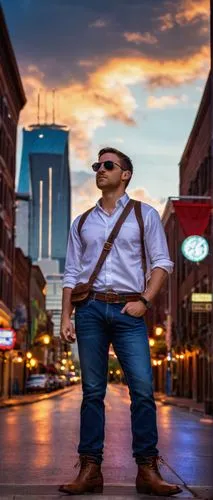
[71,282,92,304]
[71,199,136,305]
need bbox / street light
[149,338,155,347]
[13,355,23,364]
[43,334,50,345]
[29,358,37,368]
[42,335,51,366]
[154,326,164,336]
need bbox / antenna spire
[52,89,56,124]
[44,91,47,123]
[37,90,40,124]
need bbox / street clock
[181,235,209,262]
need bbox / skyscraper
[16,124,71,339]
[17,124,71,273]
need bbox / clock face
[181,235,209,262]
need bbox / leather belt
[89,290,141,303]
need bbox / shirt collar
[96,192,129,211]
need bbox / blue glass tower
[17,125,71,273]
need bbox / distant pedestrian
[59,147,182,496]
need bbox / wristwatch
[140,295,152,310]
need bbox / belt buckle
[104,241,112,251]
[105,289,119,303]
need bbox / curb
[155,396,213,421]
[0,385,74,410]
[161,399,204,414]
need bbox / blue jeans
[75,298,158,464]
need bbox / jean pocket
[75,297,96,311]
[121,311,146,326]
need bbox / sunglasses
[92,160,126,172]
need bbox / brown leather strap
[78,206,95,235]
[77,198,147,291]
[134,201,147,289]
[88,199,135,286]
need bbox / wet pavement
[0,384,212,498]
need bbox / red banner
[173,202,212,237]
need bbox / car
[48,374,58,391]
[58,375,67,388]
[69,371,81,385]
[26,374,52,393]
[52,374,65,389]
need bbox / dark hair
[98,146,133,187]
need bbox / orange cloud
[128,188,165,216]
[147,94,188,109]
[176,0,209,25]
[19,45,209,159]
[158,0,209,31]
[124,32,158,45]
[72,177,165,219]
[158,13,174,32]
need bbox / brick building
[0,5,26,328]
[150,74,212,413]
[0,5,26,396]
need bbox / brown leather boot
[59,455,103,495]
[136,457,182,496]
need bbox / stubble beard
[96,175,122,193]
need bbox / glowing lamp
[43,335,50,345]
[149,338,155,347]
[155,326,163,336]
[30,358,37,368]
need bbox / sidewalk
[155,392,213,419]
[0,385,74,409]
[2,484,212,499]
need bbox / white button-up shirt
[63,193,173,293]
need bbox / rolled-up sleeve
[145,207,174,274]
[62,216,83,288]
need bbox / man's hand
[121,300,147,317]
[60,315,76,343]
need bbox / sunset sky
[2,0,210,218]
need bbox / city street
[0,384,213,499]
[0,1,213,499]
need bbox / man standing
[59,147,182,496]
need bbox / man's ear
[122,171,131,182]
